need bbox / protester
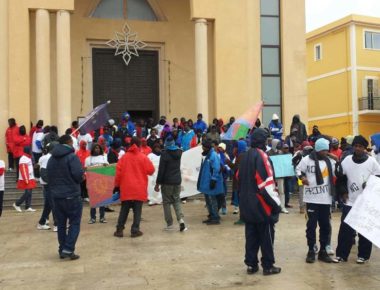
[193,113,208,134]
[85,144,109,224]
[42,126,59,149]
[0,159,4,217]
[216,142,230,215]
[177,122,197,151]
[77,129,93,151]
[330,138,342,160]
[147,128,159,149]
[290,114,307,142]
[5,118,18,171]
[238,128,281,275]
[334,135,380,264]
[113,137,155,238]
[308,125,322,145]
[268,114,283,140]
[31,125,45,163]
[47,134,84,260]
[29,120,43,139]
[13,125,31,179]
[296,138,335,263]
[37,142,58,231]
[197,139,225,225]
[155,136,187,232]
[13,146,36,212]
[140,138,152,155]
[206,125,221,143]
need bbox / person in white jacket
[296,138,335,264]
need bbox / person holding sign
[296,138,336,264]
[334,135,380,264]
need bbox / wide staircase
[3,170,44,209]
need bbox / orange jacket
[114,144,155,201]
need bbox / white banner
[344,175,380,248]
[147,146,203,204]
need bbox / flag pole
[71,100,111,136]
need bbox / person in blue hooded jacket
[118,112,136,137]
[197,139,224,225]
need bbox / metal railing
[359,97,380,110]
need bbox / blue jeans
[90,207,105,220]
[54,197,83,254]
[231,190,239,207]
[204,194,220,221]
[16,189,32,209]
[38,185,57,226]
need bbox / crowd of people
[1,111,380,275]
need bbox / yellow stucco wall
[308,115,351,138]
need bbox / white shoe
[281,208,289,214]
[164,225,176,231]
[37,224,51,230]
[233,207,239,214]
[25,208,36,212]
[13,203,22,212]
[45,220,50,225]
[182,200,187,204]
[325,245,335,255]
[53,226,58,232]
[83,198,90,202]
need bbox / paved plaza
[1,198,380,290]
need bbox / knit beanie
[352,135,369,148]
[164,136,175,148]
[315,138,329,152]
[250,128,268,149]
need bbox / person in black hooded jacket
[155,136,187,232]
[238,128,282,276]
[47,134,84,260]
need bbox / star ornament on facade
[106,23,147,66]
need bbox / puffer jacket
[197,148,224,195]
[47,144,84,199]
[156,149,182,185]
[114,144,155,201]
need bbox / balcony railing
[359,97,380,110]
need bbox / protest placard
[269,154,295,178]
[344,175,380,248]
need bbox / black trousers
[8,152,15,170]
[336,205,372,260]
[80,180,88,199]
[305,203,331,251]
[245,222,275,270]
[116,200,143,234]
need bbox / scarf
[352,152,369,164]
[309,151,335,196]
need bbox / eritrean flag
[86,164,119,207]
[222,101,264,140]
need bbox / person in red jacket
[113,137,155,238]
[13,146,37,212]
[5,118,19,171]
[140,138,152,155]
[13,125,31,179]
[76,140,90,201]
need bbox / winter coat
[156,149,182,185]
[13,134,31,158]
[193,120,208,133]
[114,144,155,201]
[178,130,197,151]
[47,144,84,199]
[17,154,36,190]
[268,120,283,140]
[5,125,19,153]
[197,148,224,195]
[238,148,281,224]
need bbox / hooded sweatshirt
[156,149,182,185]
[47,144,84,199]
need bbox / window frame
[314,43,322,61]
[363,29,380,51]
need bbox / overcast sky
[306,0,380,32]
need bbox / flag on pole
[222,101,264,140]
[78,101,111,134]
[86,164,117,207]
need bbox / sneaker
[247,265,259,274]
[318,250,334,263]
[332,256,346,263]
[313,244,319,254]
[180,222,187,232]
[202,218,212,224]
[325,245,335,255]
[25,207,36,212]
[356,257,368,264]
[164,225,176,231]
[88,219,96,224]
[53,226,58,232]
[104,207,114,212]
[281,208,289,214]
[205,220,220,225]
[37,224,51,230]
[99,218,107,223]
[221,207,227,215]
[263,266,281,276]
[60,251,80,260]
[114,229,124,238]
[83,198,90,202]
[233,207,239,214]
[13,203,22,212]
[131,231,143,238]
[306,250,316,263]
[45,220,50,225]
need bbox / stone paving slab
[0,199,380,290]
